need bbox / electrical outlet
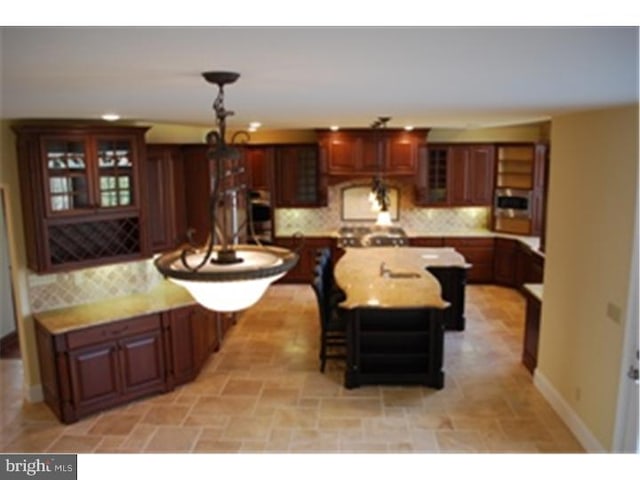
[606,302,622,324]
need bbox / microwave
[494,188,532,218]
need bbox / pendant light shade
[154,71,300,312]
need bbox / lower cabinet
[36,313,167,423]
[493,238,518,286]
[35,305,228,424]
[443,237,495,283]
[274,236,333,283]
[426,266,467,331]
[522,289,542,374]
[344,307,445,389]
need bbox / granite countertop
[524,283,544,302]
[334,247,466,310]
[276,228,542,254]
[34,280,196,335]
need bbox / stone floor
[1,284,584,453]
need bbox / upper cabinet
[415,143,495,207]
[274,144,327,207]
[13,125,151,273]
[317,129,429,177]
[244,146,274,192]
[145,144,187,253]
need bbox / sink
[386,271,421,279]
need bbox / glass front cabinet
[14,125,150,272]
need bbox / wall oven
[494,188,532,218]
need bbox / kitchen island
[334,247,468,389]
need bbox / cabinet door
[522,294,541,374]
[493,238,517,286]
[68,342,122,413]
[449,146,471,205]
[181,145,214,246]
[168,306,197,386]
[385,132,419,175]
[94,135,140,210]
[322,133,360,174]
[274,145,324,207]
[119,330,166,396]
[444,237,495,283]
[146,145,185,252]
[245,146,274,192]
[468,145,495,205]
[42,135,93,216]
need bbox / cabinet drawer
[444,237,495,248]
[66,313,162,350]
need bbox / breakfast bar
[334,247,468,389]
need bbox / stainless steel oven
[494,188,532,218]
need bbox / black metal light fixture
[154,71,300,312]
[368,116,392,226]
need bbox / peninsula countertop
[34,280,196,334]
[334,247,468,310]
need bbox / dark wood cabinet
[36,313,167,423]
[13,125,151,273]
[245,146,274,192]
[522,288,542,374]
[146,144,187,253]
[34,302,233,424]
[274,144,327,207]
[426,267,467,331]
[493,237,518,286]
[318,129,428,177]
[409,237,444,247]
[443,237,495,283]
[344,307,445,389]
[180,144,214,247]
[274,236,332,283]
[416,143,495,207]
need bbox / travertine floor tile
[1,285,585,454]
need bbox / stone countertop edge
[34,280,196,335]
[276,229,542,254]
[523,283,544,302]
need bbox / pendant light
[154,71,300,313]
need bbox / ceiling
[1,26,638,130]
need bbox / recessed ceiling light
[404,125,414,131]
[249,121,261,129]
[101,113,120,122]
[330,125,339,131]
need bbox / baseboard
[24,383,43,403]
[533,370,606,452]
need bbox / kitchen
[0,25,637,471]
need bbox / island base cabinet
[344,307,445,389]
[426,266,467,331]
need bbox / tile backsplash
[28,181,489,313]
[27,258,163,313]
[275,180,490,236]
